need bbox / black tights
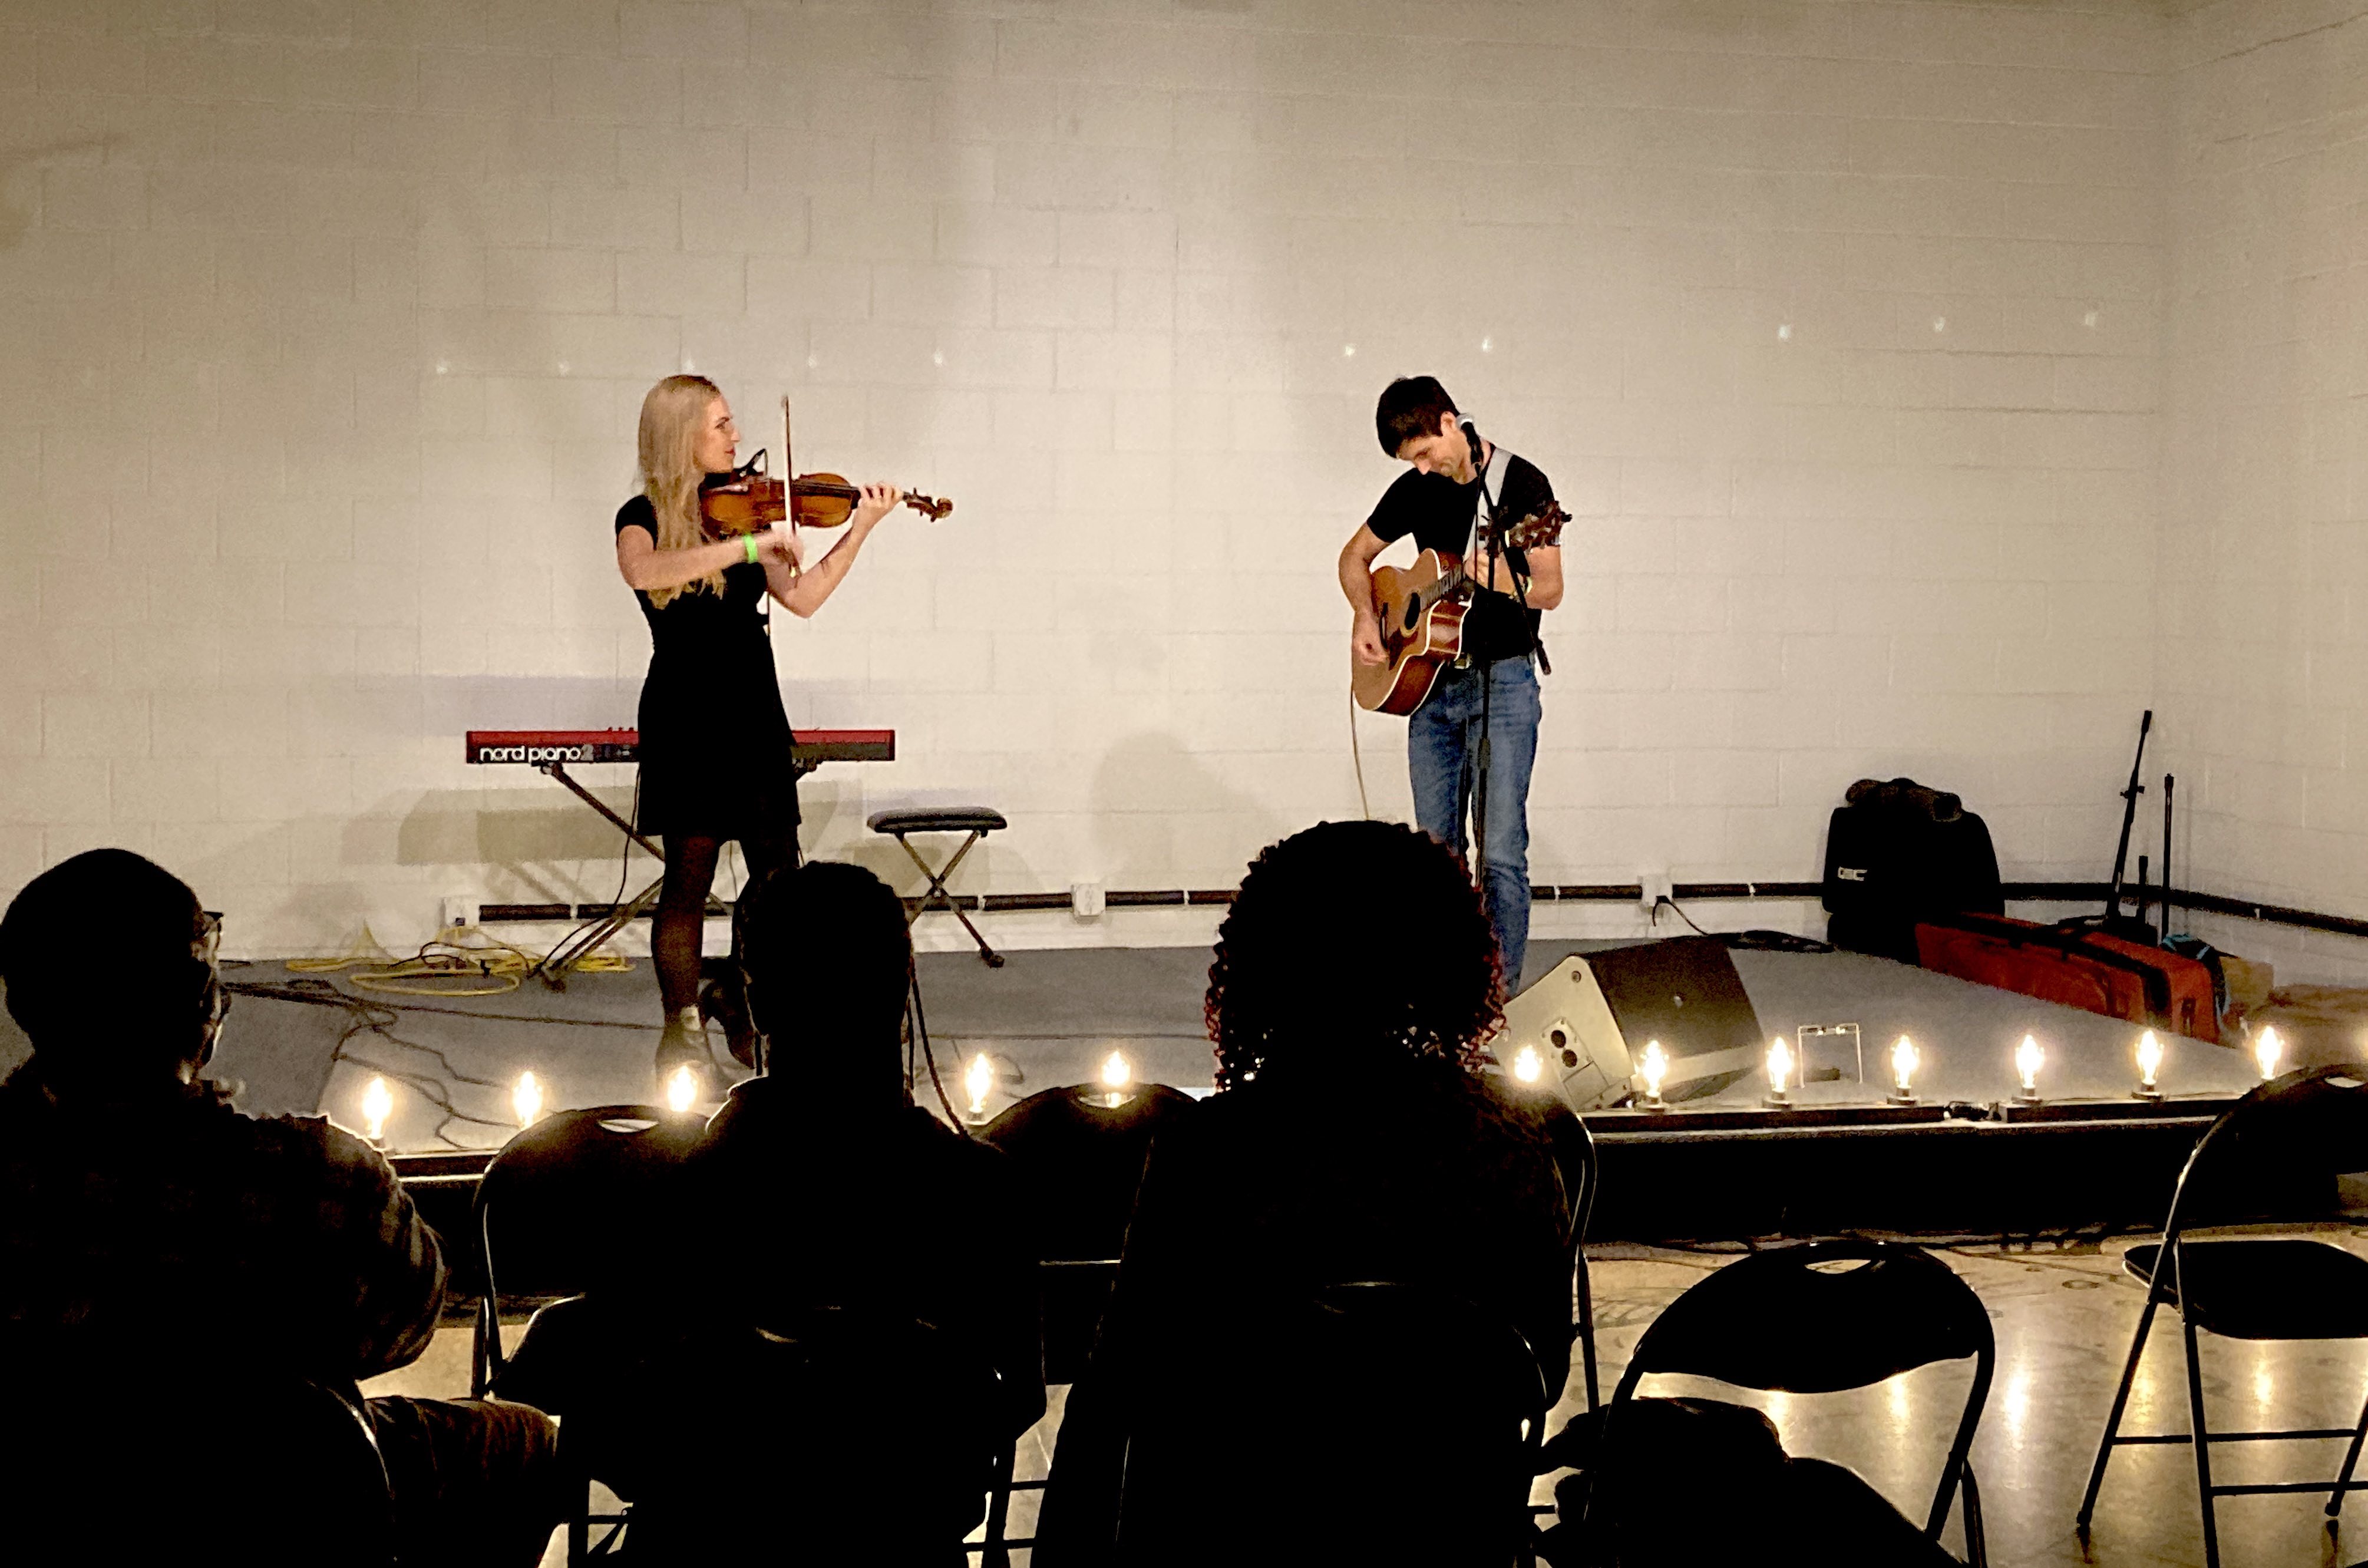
[654,831,799,1017]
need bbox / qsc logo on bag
[1837,867,1868,882]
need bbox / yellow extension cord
[287,925,632,997]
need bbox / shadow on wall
[1092,731,1282,889]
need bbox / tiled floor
[364,1231,2368,1566]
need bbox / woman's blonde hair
[636,373,726,608]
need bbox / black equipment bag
[1821,777,2003,964]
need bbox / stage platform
[0,937,2269,1247]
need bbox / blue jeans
[1408,657,1540,991]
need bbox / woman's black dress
[616,494,799,841]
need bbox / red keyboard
[465,729,894,766]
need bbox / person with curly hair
[1035,820,1576,1565]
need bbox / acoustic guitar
[1352,507,1568,716]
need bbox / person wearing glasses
[0,849,566,1566]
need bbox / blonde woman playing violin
[616,374,899,1090]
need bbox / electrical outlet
[1637,869,1672,912]
[1071,880,1105,920]
[440,895,480,933]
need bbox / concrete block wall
[1,0,2174,957]
[2154,0,2368,976]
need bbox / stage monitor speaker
[1500,936,1766,1111]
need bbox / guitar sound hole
[1402,602,1421,633]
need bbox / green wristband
[742,534,760,565]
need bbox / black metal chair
[2077,1064,2368,1568]
[1117,1279,1551,1566]
[1535,1092,1602,1411]
[1608,1239,1993,1566]
[1,1366,396,1566]
[470,1104,707,1562]
[868,806,1009,966]
[622,1308,1011,1566]
[973,1080,1201,1562]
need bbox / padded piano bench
[867,807,1008,968]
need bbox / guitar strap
[1466,444,1550,673]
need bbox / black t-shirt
[1365,451,1557,664]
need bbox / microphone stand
[1465,422,1527,981]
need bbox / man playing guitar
[1337,376,1564,992]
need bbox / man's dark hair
[1375,375,1459,457]
[0,849,213,1067]
[1206,821,1502,1091]
[737,860,913,1080]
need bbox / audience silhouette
[0,849,564,1566]
[586,859,1043,1564]
[0,834,2021,1566]
[1035,820,1576,1565]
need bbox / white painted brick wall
[0,0,2196,957]
[2152,0,2368,982]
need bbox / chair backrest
[473,1104,707,1306]
[622,1309,1007,1562]
[979,1082,1201,1261]
[0,1364,395,1565]
[1544,1098,1599,1252]
[2161,1064,2368,1242]
[1611,1239,1993,1539]
[1114,1279,1548,1566]
[982,1082,1201,1383]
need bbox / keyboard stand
[526,757,823,988]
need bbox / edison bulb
[2136,1030,2164,1091]
[513,1069,544,1128]
[965,1052,996,1117]
[664,1064,698,1115]
[1511,1043,1543,1084]
[2015,1035,2043,1093]
[361,1076,393,1144]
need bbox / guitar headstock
[1497,501,1568,553]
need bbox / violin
[699,454,953,534]
[698,397,953,535]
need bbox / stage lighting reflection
[513,1069,544,1128]
[362,1075,392,1144]
[2001,1366,2031,1444]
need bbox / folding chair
[1115,1280,1551,1565]
[2,1364,396,1566]
[470,1104,708,1563]
[1531,1095,1602,1412]
[1607,1239,1993,1566]
[620,1308,1010,1564]
[868,806,1008,966]
[973,1080,1201,1563]
[2076,1064,2368,1568]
